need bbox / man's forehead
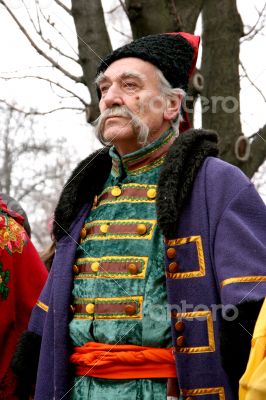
[96,57,158,83]
[96,70,146,85]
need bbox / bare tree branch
[118,0,129,18]
[34,3,79,63]
[25,0,79,64]
[54,0,72,16]
[0,99,84,116]
[241,125,266,178]
[106,4,121,14]
[242,3,266,41]
[0,75,89,107]
[111,26,132,39]
[0,0,82,83]
[21,0,40,34]
[0,65,57,74]
[240,60,266,103]
[17,176,58,202]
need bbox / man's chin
[102,126,135,142]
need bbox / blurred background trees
[0,103,77,247]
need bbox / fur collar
[53,129,218,241]
[157,128,219,238]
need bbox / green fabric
[71,377,167,400]
[69,130,175,399]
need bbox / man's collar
[109,128,176,178]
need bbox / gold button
[125,304,137,315]
[85,303,95,314]
[128,263,139,275]
[185,397,193,400]
[80,227,87,239]
[175,321,185,332]
[72,265,79,274]
[100,224,109,234]
[111,186,122,197]
[166,247,176,259]
[93,195,98,206]
[169,262,178,273]
[176,335,185,347]
[147,188,157,199]
[91,262,100,272]
[137,223,147,235]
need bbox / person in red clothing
[0,195,48,399]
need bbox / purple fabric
[29,158,266,400]
[29,203,91,400]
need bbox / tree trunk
[125,0,203,37]
[71,0,112,121]
[201,0,243,164]
[241,125,266,178]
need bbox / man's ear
[163,94,182,121]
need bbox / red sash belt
[70,341,177,379]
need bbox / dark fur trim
[219,298,264,396]
[53,147,111,241]
[156,129,219,238]
[11,330,42,400]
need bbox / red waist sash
[70,341,177,379]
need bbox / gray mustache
[100,106,136,121]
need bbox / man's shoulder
[199,157,254,207]
[202,157,250,187]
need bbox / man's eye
[100,85,109,94]
[123,81,137,90]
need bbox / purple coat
[28,130,266,400]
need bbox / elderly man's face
[97,57,173,155]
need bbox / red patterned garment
[0,199,48,399]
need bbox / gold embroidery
[36,300,49,312]
[75,256,149,279]
[166,236,206,279]
[94,184,157,207]
[221,276,266,288]
[181,387,225,399]
[0,216,27,254]
[124,130,174,165]
[82,219,156,241]
[127,157,166,175]
[73,296,143,320]
[174,311,215,353]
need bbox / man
[0,195,47,399]
[16,33,266,400]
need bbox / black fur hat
[97,32,199,92]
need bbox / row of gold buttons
[166,246,179,273]
[110,186,157,199]
[72,262,140,275]
[175,320,186,349]
[71,302,138,316]
[80,223,150,239]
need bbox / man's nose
[102,84,123,109]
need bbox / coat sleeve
[11,243,51,399]
[206,160,266,392]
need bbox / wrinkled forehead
[95,57,159,85]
